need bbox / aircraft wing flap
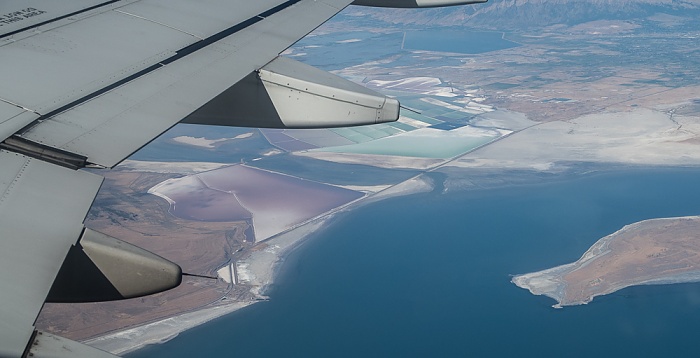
[0,9,198,115]
[18,44,233,168]
[0,150,103,357]
[0,102,39,142]
[0,101,25,123]
[116,0,289,40]
[0,0,298,121]
[19,0,354,168]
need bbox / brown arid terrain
[337,26,700,124]
[34,1,700,351]
[513,216,700,307]
[36,169,253,340]
[564,217,700,304]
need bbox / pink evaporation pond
[151,165,363,241]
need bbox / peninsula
[513,216,700,308]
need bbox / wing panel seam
[0,154,30,206]
[113,9,205,40]
[0,97,39,115]
[15,0,304,137]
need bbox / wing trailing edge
[183,56,400,129]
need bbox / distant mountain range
[346,0,700,30]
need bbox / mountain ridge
[346,0,700,30]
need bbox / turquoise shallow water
[315,131,497,158]
[128,168,700,357]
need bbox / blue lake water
[128,168,700,357]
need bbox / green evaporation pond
[331,123,405,144]
[314,129,499,159]
[438,111,471,121]
[353,126,394,140]
[418,107,452,117]
[402,111,442,125]
[389,122,417,132]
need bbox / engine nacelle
[351,0,487,8]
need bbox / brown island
[512,216,700,308]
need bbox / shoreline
[85,217,336,355]
[84,174,434,355]
[84,302,253,356]
[85,100,700,352]
[512,216,700,308]
[87,163,700,353]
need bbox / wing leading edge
[0,0,487,356]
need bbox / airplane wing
[0,0,486,356]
